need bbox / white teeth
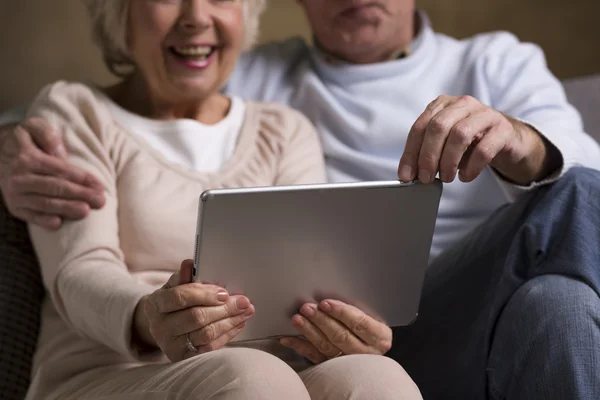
[173,46,212,56]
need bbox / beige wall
[1,0,599,110]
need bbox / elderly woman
[24,0,422,399]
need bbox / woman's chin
[166,79,221,101]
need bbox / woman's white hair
[82,0,267,76]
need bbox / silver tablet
[192,180,442,342]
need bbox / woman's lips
[168,46,218,70]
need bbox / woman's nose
[179,0,212,33]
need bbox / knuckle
[14,153,32,169]
[40,197,57,209]
[418,153,438,170]
[199,323,217,344]
[191,306,208,326]
[429,116,451,135]
[351,314,369,334]
[451,124,472,143]
[330,328,352,347]
[458,95,476,105]
[317,338,333,354]
[172,288,187,310]
[48,182,65,198]
[476,146,495,164]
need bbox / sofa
[1,75,599,399]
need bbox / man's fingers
[398,96,452,182]
[30,153,105,190]
[20,118,66,158]
[459,126,508,182]
[20,195,91,220]
[188,304,255,346]
[14,174,104,206]
[419,101,474,183]
[16,208,62,230]
[437,111,491,182]
[318,299,391,352]
[280,336,327,364]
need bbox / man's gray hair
[82,0,267,76]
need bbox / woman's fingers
[294,304,366,357]
[162,296,253,335]
[190,321,248,357]
[150,283,230,313]
[188,304,255,346]
[318,299,392,354]
[280,336,327,364]
[178,259,194,285]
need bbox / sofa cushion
[563,74,600,143]
[0,199,44,400]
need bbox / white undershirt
[105,97,246,172]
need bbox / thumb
[163,259,193,289]
[21,118,66,159]
[179,259,194,285]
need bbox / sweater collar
[309,9,435,84]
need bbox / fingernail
[280,338,291,346]
[293,314,304,326]
[399,165,413,181]
[236,296,250,309]
[320,301,332,313]
[418,170,431,183]
[302,304,316,317]
[440,172,448,182]
[216,290,229,302]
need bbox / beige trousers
[57,348,422,399]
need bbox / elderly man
[2,1,600,399]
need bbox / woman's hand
[135,259,255,362]
[280,299,392,364]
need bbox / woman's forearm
[133,295,159,350]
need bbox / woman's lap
[57,349,421,400]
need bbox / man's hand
[0,118,105,230]
[280,299,392,364]
[398,95,562,186]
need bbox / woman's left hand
[279,299,392,364]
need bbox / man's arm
[480,32,600,191]
[398,33,600,196]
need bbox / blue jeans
[388,167,600,400]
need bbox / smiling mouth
[169,45,216,62]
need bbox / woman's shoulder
[28,80,115,126]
